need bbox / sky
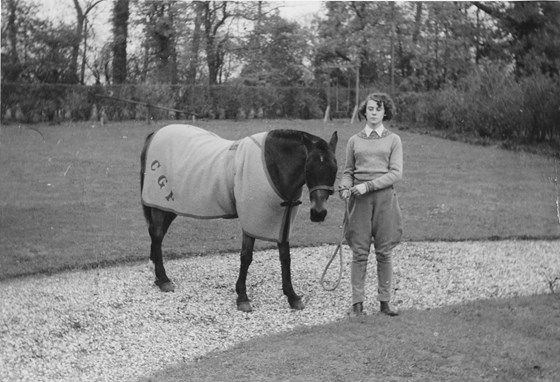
[37,0,324,50]
[39,0,324,24]
[276,1,323,21]
[36,0,325,60]
[35,0,325,84]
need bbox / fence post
[323,105,331,123]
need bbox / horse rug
[142,124,301,243]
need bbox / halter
[277,184,333,244]
[308,185,335,195]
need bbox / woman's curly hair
[358,92,396,121]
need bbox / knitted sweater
[340,128,403,192]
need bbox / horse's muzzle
[310,208,327,222]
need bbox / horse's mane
[313,138,331,151]
[272,129,306,139]
[271,129,324,146]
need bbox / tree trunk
[141,41,149,83]
[112,0,129,84]
[148,2,177,84]
[390,2,395,93]
[70,0,85,84]
[202,1,229,86]
[169,5,178,85]
[186,1,203,84]
[80,18,88,84]
[203,2,218,85]
[412,2,422,44]
[71,0,105,84]
[4,0,21,81]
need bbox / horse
[140,124,338,312]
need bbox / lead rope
[320,196,350,291]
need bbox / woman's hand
[339,189,350,200]
[350,184,368,196]
[339,184,367,199]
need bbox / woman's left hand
[350,184,368,196]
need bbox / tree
[473,1,560,77]
[1,0,78,83]
[2,0,22,81]
[201,1,232,85]
[314,1,399,88]
[112,0,129,84]
[185,1,204,84]
[421,2,477,89]
[70,0,106,84]
[239,14,311,86]
[33,24,79,83]
[136,0,188,84]
[314,2,525,92]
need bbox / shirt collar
[364,124,385,137]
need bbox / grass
[143,294,560,382]
[1,119,559,279]
[2,119,559,381]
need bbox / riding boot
[376,255,393,302]
[350,257,368,305]
[380,301,399,316]
[377,255,398,316]
[348,302,365,317]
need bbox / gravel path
[1,240,559,382]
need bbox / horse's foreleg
[278,241,305,310]
[148,208,176,292]
[236,233,254,312]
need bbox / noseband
[308,185,334,195]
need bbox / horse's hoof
[157,281,175,292]
[290,299,305,310]
[237,301,253,313]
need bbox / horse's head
[303,132,338,222]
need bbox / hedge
[393,71,560,146]
[2,78,558,150]
[1,83,330,123]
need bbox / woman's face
[365,99,385,126]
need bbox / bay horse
[140,124,338,312]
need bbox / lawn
[1,119,559,279]
[1,119,559,381]
[144,294,560,382]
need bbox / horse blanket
[142,124,301,243]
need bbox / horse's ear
[329,131,338,153]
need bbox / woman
[339,92,403,317]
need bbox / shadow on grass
[142,294,560,382]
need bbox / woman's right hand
[339,189,350,200]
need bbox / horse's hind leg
[148,207,177,292]
[278,241,305,310]
[236,233,255,312]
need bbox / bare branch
[84,0,106,16]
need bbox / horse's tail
[140,132,156,223]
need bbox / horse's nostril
[310,209,327,222]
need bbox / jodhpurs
[344,186,402,304]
